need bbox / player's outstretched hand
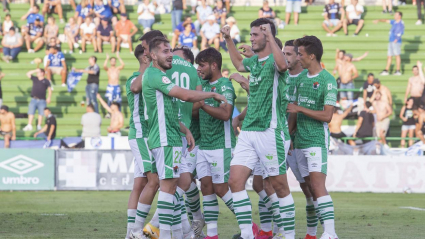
[185,130,195,152]
[213,93,227,105]
[238,45,254,58]
[221,25,231,39]
[287,103,299,113]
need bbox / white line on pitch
[400,207,425,211]
[40,214,67,216]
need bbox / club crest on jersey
[162,76,171,84]
[211,86,216,92]
[173,166,179,174]
[313,82,319,90]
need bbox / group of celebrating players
[124,16,338,239]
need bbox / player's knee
[252,177,263,193]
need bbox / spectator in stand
[336,53,358,100]
[362,73,376,106]
[23,69,52,132]
[97,93,124,136]
[97,18,116,53]
[371,91,392,145]
[45,37,62,55]
[322,0,344,36]
[154,0,171,14]
[178,23,198,50]
[1,27,23,63]
[343,0,364,36]
[171,16,196,48]
[74,0,93,25]
[94,0,116,26]
[200,15,220,50]
[81,104,102,138]
[33,107,57,148]
[73,56,100,113]
[24,17,44,53]
[382,0,392,14]
[213,0,227,26]
[42,0,64,24]
[80,16,98,53]
[416,0,425,25]
[0,72,4,106]
[222,68,230,78]
[137,0,156,33]
[171,0,185,32]
[333,48,368,76]
[109,0,126,14]
[371,79,392,105]
[352,101,375,144]
[375,11,404,76]
[2,14,13,34]
[259,0,283,29]
[45,46,67,87]
[0,105,16,148]
[115,13,138,53]
[21,5,44,33]
[189,0,197,14]
[285,0,301,25]
[400,98,416,147]
[64,18,80,54]
[194,0,212,34]
[404,62,424,108]
[329,104,354,145]
[44,17,60,45]
[219,16,240,52]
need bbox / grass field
[0,191,424,238]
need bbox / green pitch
[0,191,423,238]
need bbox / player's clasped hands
[213,93,227,105]
[287,103,299,113]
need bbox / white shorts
[231,128,287,177]
[129,138,154,178]
[323,19,341,27]
[402,125,416,131]
[295,147,328,178]
[181,145,199,174]
[286,0,302,13]
[152,146,183,180]
[286,149,305,183]
[196,148,232,184]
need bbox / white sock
[268,193,284,233]
[314,200,325,230]
[126,209,136,238]
[220,189,235,214]
[150,209,160,228]
[233,190,253,239]
[185,182,203,220]
[172,190,183,235]
[134,203,151,231]
[306,197,318,236]
[317,195,335,236]
[180,195,191,234]
[257,190,272,232]
[278,193,295,239]
[203,194,219,237]
[158,191,174,239]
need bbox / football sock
[203,194,219,237]
[134,203,151,231]
[158,191,174,239]
[233,190,253,239]
[185,198,193,222]
[258,190,272,232]
[266,193,284,232]
[126,209,136,238]
[172,188,184,237]
[279,193,295,239]
[314,201,325,229]
[317,195,335,236]
[220,189,235,214]
[180,195,192,234]
[185,182,203,220]
[306,197,318,236]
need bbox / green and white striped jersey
[126,72,148,140]
[142,66,182,149]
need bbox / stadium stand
[0,3,422,146]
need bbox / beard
[252,38,267,52]
[158,57,172,70]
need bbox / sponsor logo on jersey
[266,154,273,160]
[327,83,333,90]
[310,152,316,156]
[298,96,316,105]
[189,153,195,157]
[313,82,320,90]
[162,76,171,84]
[211,161,218,167]
[249,76,261,85]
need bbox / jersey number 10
[172,71,190,103]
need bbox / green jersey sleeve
[221,81,236,106]
[151,74,176,95]
[324,78,337,106]
[242,56,256,72]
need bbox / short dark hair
[149,36,170,53]
[134,44,145,60]
[173,46,195,64]
[222,68,230,72]
[139,30,165,42]
[50,46,58,51]
[339,49,346,55]
[111,102,121,109]
[294,36,324,62]
[365,101,372,109]
[275,37,283,50]
[110,57,116,61]
[397,11,403,17]
[39,69,45,74]
[250,18,276,37]
[368,73,374,77]
[5,13,10,17]
[90,56,97,62]
[183,15,191,21]
[9,26,15,32]
[34,4,40,10]
[0,105,9,112]
[87,104,95,111]
[195,47,222,70]
[44,107,51,112]
[284,39,298,53]
[413,65,418,69]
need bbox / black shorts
[349,19,361,25]
[412,97,421,109]
[331,132,347,139]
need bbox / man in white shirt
[81,104,102,138]
[200,15,220,50]
[194,0,212,33]
[80,16,98,52]
[343,0,364,36]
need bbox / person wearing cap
[336,53,358,100]
[41,0,64,24]
[404,61,425,108]
[194,0,213,34]
[23,17,45,53]
[137,0,156,33]
[80,16,98,52]
[97,18,116,53]
[45,46,67,87]
[1,27,23,62]
[94,0,116,26]
[370,78,393,105]
[374,11,404,76]
[115,13,138,53]
[171,16,196,48]
[0,105,16,148]
[362,73,376,107]
[213,0,227,26]
[200,15,220,50]
[219,16,240,52]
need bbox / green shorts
[129,138,156,178]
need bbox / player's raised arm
[221,25,245,72]
[261,23,287,72]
